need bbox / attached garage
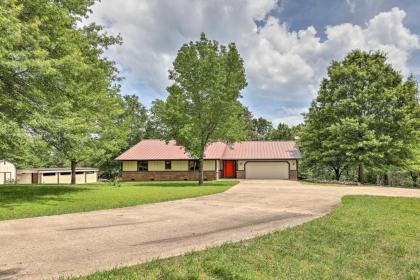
[245,161,289,179]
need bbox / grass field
[0,181,237,221]
[76,196,420,280]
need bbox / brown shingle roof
[116,139,302,160]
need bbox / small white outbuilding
[16,167,99,184]
[0,160,16,184]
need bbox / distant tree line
[244,116,302,141]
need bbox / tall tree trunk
[333,167,341,181]
[410,171,418,188]
[198,139,205,186]
[198,156,204,186]
[383,173,389,186]
[71,160,77,185]
[358,163,364,184]
[376,174,381,185]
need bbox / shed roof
[116,139,302,160]
[17,167,99,174]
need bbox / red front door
[223,160,236,178]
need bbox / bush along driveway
[0,180,419,279]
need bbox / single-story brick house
[117,140,302,181]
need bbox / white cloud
[88,0,278,92]
[324,8,419,75]
[346,0,357,13]
[87,3,419,126]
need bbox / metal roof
[116,139,302,161]
[222,141,302,159]
[17,167,98,174]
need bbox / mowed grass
[0,181,237,221]
[75,196,420,280]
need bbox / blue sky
[88,0,420,125]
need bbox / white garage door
[0,173,12,184]
[245,162,289,179]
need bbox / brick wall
[236,170,245,179]
[122,164,298,181]
[121,171,218,181]
[289,170,298,180]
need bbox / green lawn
[75,196,420,280]
[0,181,237,221]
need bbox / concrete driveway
[1,180,419,279]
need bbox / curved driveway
[1,180,419,279]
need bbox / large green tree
[300,50,419,182]
[0,114,33,165]
[156,33,248,185]
[0,0,125,183]
[31,90,126,184]
[97,95,148,177]
[144,99,167,139]
[268,122,294,140]
[249,117,273,140]
[0,114,61,168]
[1,0,119,122]
[120,95,148,147]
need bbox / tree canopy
[267,122,295,140]
[299,50,420,182]
[0,0,133,183]
[248,117,273,140]
[155,33,248,185]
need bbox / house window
[137,160,148,171]
[60,172,71,175]
[86,171,95,174]
[165,160,171,170]
[188,160,199,171]
[76,171,84,175]
[43,172,56,176]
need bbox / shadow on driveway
[0,267,23,280]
